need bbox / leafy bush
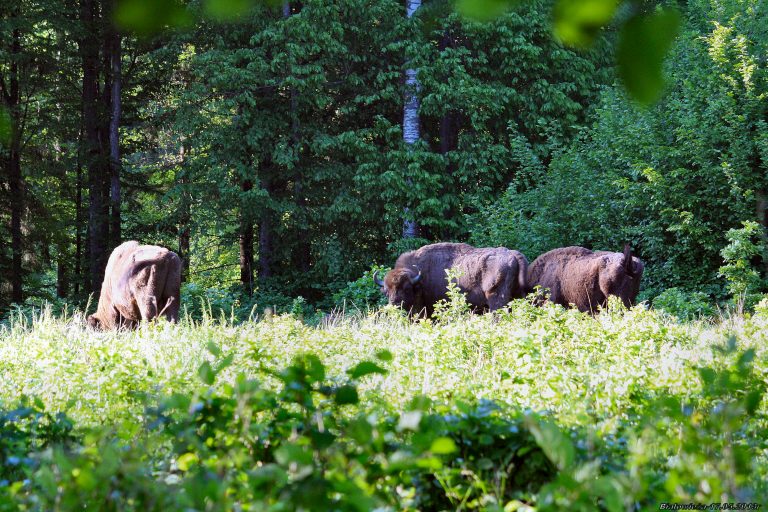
[331,265,390,311]
[719,220,767,312]
[471,0,768,300]
[180,282,242,321]
[1,299,768,508]
[432,268,472,322]
[2,338,765,509]
[652,287,715,320]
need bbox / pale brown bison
[87,241,182,329]
[374,242,528,316]
[526,244,644,313]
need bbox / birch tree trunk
[402,0,421,239]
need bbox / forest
[2,0,764,316]
[1,0,768,509]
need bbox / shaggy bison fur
[87,241,182,329]
[374,242,528,316]
[526,244,644,312]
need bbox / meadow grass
[1,299,766,432]
[2,298,768,508]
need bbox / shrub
[652,287,715,320]
[719,220,767,312]
[331,265,390,311]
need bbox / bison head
[86,314,102,330]
[374,266,422,312]
[603,244,645,307]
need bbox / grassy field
[1,298,767,510]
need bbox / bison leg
[161,253,182,323]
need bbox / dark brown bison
[373,242,528,316]
[87,241,182,329]
[526,244,644,313]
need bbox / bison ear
[87,315,101,330]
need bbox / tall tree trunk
[239,179,255,295]
[100,9,113,250]
[402,0,421,239]
[8,21,23,303]
[758,189,767,275]
[109,19,121,246]
[258,174,273,281]
[81,0,108,293]
[75,157,83,296]
[284,1,310,274]
[177,146,191,281]
[57,248,69,299]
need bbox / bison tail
[515,252,529,296]
[158,296,175,317]
[623,243,633,273]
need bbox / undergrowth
[0,298,766,509]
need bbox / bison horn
[409,267,422,285]
[373,270,384,286]
[623,243,633,274]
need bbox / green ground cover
[1,298,767,510]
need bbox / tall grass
[1,298,767,508]
[2,299,766,430]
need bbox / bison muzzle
[87,241,182,329]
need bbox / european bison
[526,244,644,313]
[87,241,182,329]
[374,242,528,316]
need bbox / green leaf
[204,0,253,20]
[430,437,457,455]
[347,417,373,445]
[554,0,618,47]
[198,361,215,385]
[114,0,192,36]
[275,443,313,466]
[309,429,336,450]
[699,367,716,385]
[455,0,517,21]
[738,348,755,367]
[334,385,359,405]
[525,417,575,470]
[617,8,680,105]
[347,361,387,379]
[0,107,10,147]
[300,354,326,383]
[375,349,393,362]
[745,390,763,415]
[416,455,442,469]
[177,452,198,471]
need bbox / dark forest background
[1,0,766,316]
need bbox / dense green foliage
[3,0,766,314]
[1,299,767,508]
[3,0,768,508]
[472,0,768,302]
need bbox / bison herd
[89,240,643,330]
[375,242,644,317]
